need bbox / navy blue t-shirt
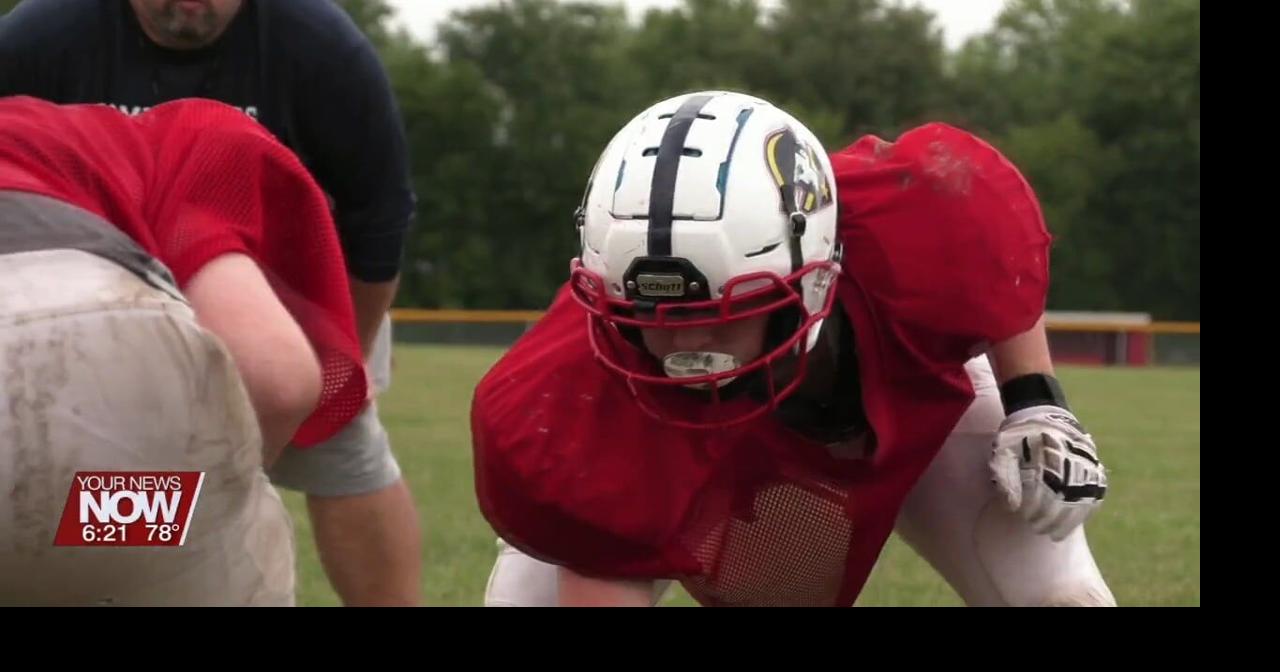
[0,0,415,282]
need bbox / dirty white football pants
[483,356,1115,607]
[0,249,294,606]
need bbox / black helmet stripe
[647,94,715,257]
[773,129,805,272]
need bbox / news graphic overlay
[54,472,205,547]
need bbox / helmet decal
[765,128,834,215]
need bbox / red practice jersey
[0,96,366,445]
[473,123,1052,606]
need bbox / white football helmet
[570,91,843,428]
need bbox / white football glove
[990,405,1107,541]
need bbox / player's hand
[990,406,1107,541]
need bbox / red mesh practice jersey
[473,123,1051,606]
[0,96,367,445]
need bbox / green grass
[284,346,1200,607]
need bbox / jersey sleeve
[138,99,368,446]
[831,122,1051,354]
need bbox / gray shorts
[266,315,403,497]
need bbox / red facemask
[570,258,841,429]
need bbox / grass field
[282,345,1200,607]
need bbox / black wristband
[999,373,1070,415]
